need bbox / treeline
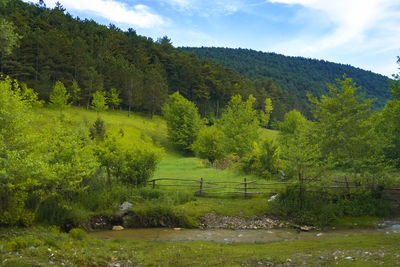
[180,47,390,114]
[0,0,277,120]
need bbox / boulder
[120,202,133,212]
[112,225,124,231]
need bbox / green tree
[108,87,121,110]
[0,77,35,225]
[240,139,279,178]
[279,110,320,181]
[260,97,273,127]
[91,90,108,115]
[70,79,81,105]
[218,94,259,157]
[94,130,163,187]
[49,81,70,112]
[192,126,226,165]
[376,58,400,168]
[163,91,202,152]
[0,19,21,73]
[144,63,168,119]
[309,76,378,174]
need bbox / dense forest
[0,0,283,120]
[180,47,391,112]
[3,0,387,122]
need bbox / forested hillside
[180,47,390,109]
[0,0,268,118]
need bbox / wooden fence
[148,178,286,197]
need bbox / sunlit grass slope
[33,106,279,183]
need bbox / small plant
[89,117,106,141]
[69,228,88,241]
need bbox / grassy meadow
[2,104,399,266]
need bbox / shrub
[163,91,202,152]
[240,139,279,178]
[69,228,88,241]
[192,126,226,165]
[270,182,392,226]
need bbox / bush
[270,182,392,226]
[163,92,202,152]
[192,126,226,165]
[240,139,279,178]
[69,228,88,241]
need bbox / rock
[344,256,353,260]
[316,233,323,237]
[119,202,133,212]
[173,228,182,231]
[300,225,314,231]
[268,195,278,202]
[112,225,124,231]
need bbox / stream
[90,223,400,243]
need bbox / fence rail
[148,177,400,199]
[148,177,282,197]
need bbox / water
[89,226,400,243]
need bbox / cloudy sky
[25,0,400,76]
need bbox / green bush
[69,228,88,241]
[240,139,279,178]
[163,91,202,152]
[270,182,392,226]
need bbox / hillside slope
[180,47,390,109]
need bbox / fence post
[199,177,203,196]
[152,179,155,189]
[244,178,247,198]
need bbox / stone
[268,195,278,202]
[112,225,124,231]
[173,228,182,231]
[119,202,133,212]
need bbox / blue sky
[25,0,400,77]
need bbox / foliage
[89,117,106,141]
[240,139,279,178]
[375,58,400,168]
[182,47,390,112]
[218,94,260,157]
[70,79,81,105]
[0,18,20,71]
[91,90,108,114]
[191,125,226,165]
[260,97,273,127]
[270,182,391,226]
[94,130,163,187]
[309,76,381,174]
[163,91,202,152]
[1,1,263,119]
[279,110,320,180]
[49,81,69,111]
[0,77,37,225]
[107,87,121,110]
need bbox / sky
[24,0,400,77]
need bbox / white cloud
[34,0,166,28]
[266,0,400,75]
[268,0,400,52]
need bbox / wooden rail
[148,177,282,197]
